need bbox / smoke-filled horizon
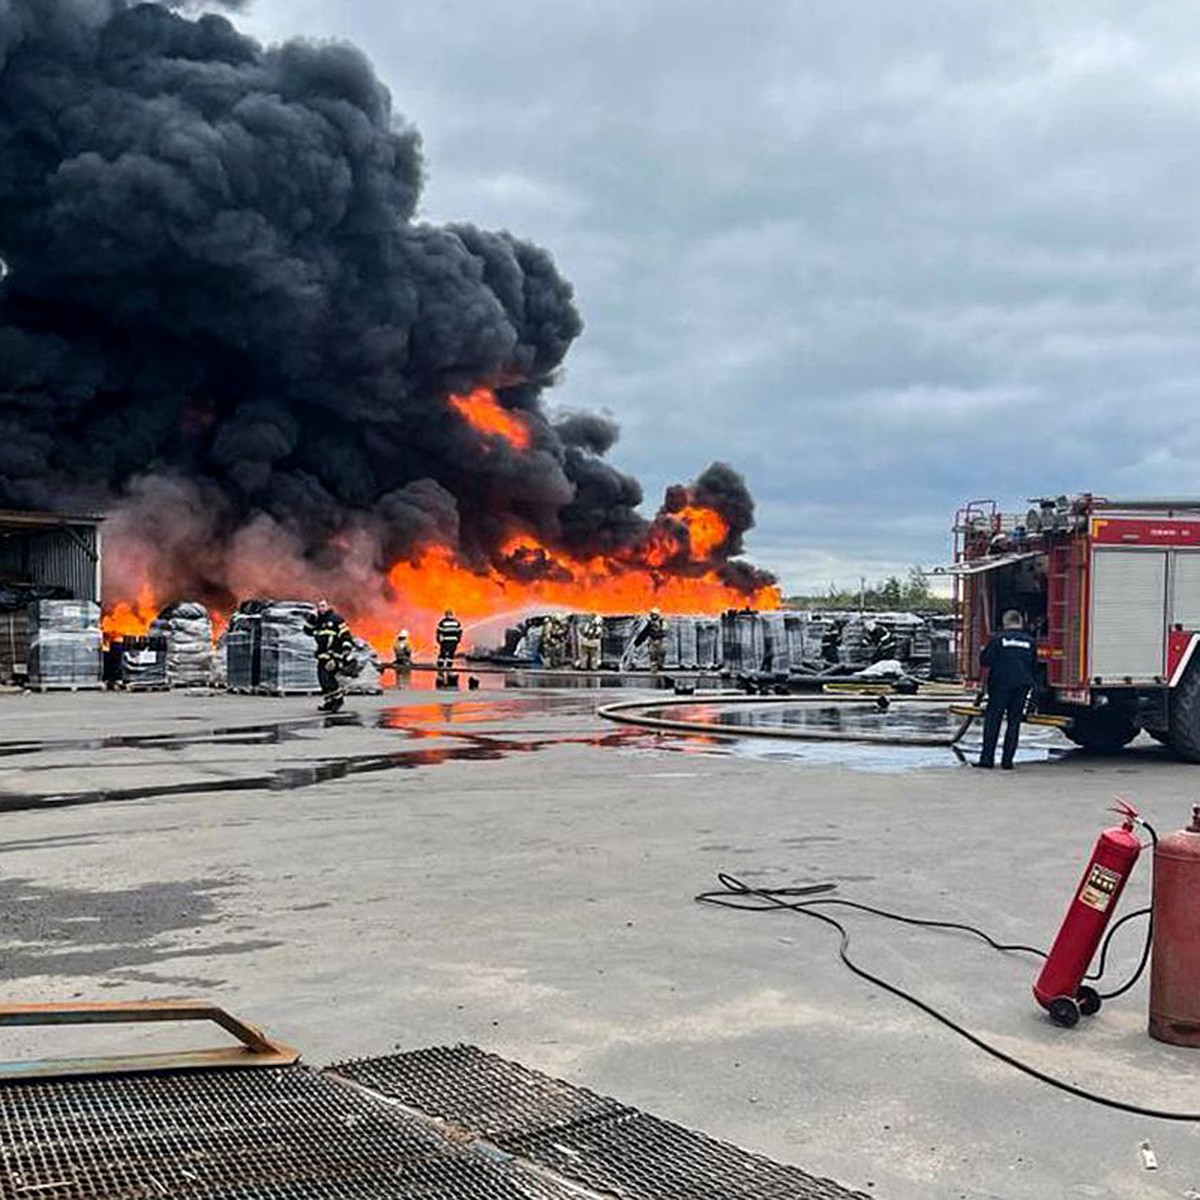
[0,0,774,616]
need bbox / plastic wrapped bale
[694,618,722,669]
[0,606,30,683]
[27,601,103,689]
[150,601,216,686]
[757,612,791,674]
[782,613,810,669]
[344,637,384,695]
[513,618,545,665]
[104,636,168,689]
[224,608,263,691]
[720,610,762,673]
[675,617,699,669]
[601,615,639,669]
[257,602,321,694]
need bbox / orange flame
[100,581,159,642]
[675,506,727,558]
[449,388,531,451]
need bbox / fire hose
[697,851,1200,1122]
[598,691,979,747]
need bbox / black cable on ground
[697,865,1198,1122]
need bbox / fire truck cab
[954,495,1200,760]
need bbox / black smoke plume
[0,0,774,611]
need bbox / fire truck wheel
[1168,661,1200,762]
[1076,985,1102,1017]
[1047,997,1081,1028]
[1064,710,1138,753]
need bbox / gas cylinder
[1149,805,1200,1047]
[1033,803,1142,1026]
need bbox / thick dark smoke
[0,0,774,609]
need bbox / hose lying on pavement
[597,691,978,747]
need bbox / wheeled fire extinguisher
[1033,801,1143,1027]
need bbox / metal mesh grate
[332,1045,872,1200]
[332,1044,625,1141]
[0,1064,573,1199]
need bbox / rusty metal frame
[0,999,299,1080]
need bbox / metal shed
[0,509,103,602]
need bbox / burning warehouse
[0,0,777,641]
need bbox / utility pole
[859,576,865,614]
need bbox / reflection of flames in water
[101,387,780,653]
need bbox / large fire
[448,388,531,451]
[100,386,779,653]
[101,526,779,654]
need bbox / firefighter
[435,609,463,670]
[392,628,413,682]
[976,609,1038,770]
[820,618,844,666]
[541,614,567,668]
[863,618,897,664]
[576,613,603,670]
[304,598,354,713]
[644,607,668,672]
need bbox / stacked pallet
[27,601,103,690]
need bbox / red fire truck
[954,495,1200,760]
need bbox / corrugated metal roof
[0,508,104,531]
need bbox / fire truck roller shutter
[1089,548,1167,684]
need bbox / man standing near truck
[976,609,1038,770]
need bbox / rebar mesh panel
[331,1045,872,1200]
[332,1044,625,1141]
[0,1064,570,1200]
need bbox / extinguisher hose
[1092,819,1157,1001]
[698,862,1200,1122]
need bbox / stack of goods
[224,603,265,691]
[344,638,384,695]
[256,602,321,695]
[694,617,722,669]
[0,584,70,684]
[928,616,959,680]
[601,615,639,669]
[149,602,217,686]
[719,610,763,673]
[27,600,103,689]
[104,636,168,690]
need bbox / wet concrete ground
[0,681,1197,1199]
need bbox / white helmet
[398,628,409,638]
[650,607,661,617]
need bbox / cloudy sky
[231,0,1200,594]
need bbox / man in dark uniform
[863,618,897,664]
[435,609,463,670]
[976,609,1038,770]
[304,598,354,713]
[644,607,667,672]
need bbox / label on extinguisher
[1079,863,1122,912]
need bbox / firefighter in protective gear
[435,609,463,670]
[645,607,667,673]
[541,614,567,668]
[820,618,844,666]
[576,613,603,670]
[304,598,354,712]
[976,609,1037,770]
[392,628,413,681]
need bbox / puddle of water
[627,701,1068,772]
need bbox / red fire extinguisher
[1033,801,1143,1027]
